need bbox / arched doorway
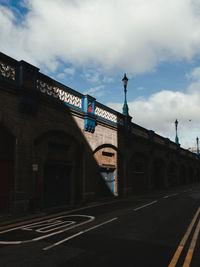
[167,161,178,187]
[188,165,194,183]
[179,164,187,185]
[34,131,80,208]
[93,145,118,196]
[0,125,14,213]
[151,158,166,189]
[130,153,148,193]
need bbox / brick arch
[167,161,178,187]
[188,164,194,183]
[0,124,15,213]
[93,144,121,196]
[93,143,118,154]
[34,129,80,146]
[196,167,200,182]
[151,158,166,189]
[129,152,149,193]
[179,163,187,185]
[34,130,81,208]
[193,165,200,183]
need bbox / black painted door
[43,164,71,208]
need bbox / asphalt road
[0,184,200,267]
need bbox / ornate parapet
[0,52,200,164]
[95,102,117,124]
[0,53,17,81]
[0,61,15,81]
[37,73,83,110]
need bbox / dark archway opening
[131,153,148,193]
[0,125,15,213]
[43,163,71,208]
[151,159,166,189]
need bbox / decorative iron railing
[95,105,117,123]
[0,61,15,81]
[0,51,199,159]
[37,79,82,109]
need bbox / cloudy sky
[1,0,200,148]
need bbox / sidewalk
[0,184,199,229]
[0,196,122,228]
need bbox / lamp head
[122,73,128,88]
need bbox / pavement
[0,184,200,267]
[0,196,122,228]
[0,183,199,229]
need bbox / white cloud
[83,70,101,83]
[84,85,105,97]
[186,67,200,81]
[103,76,113,83]
[137,86,145,91]
[64,67,75,75]
[57,72,65,80]
[1,0,200,73]
[108,67,200,148]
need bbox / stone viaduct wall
[0,52,199,214]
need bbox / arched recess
[93,144,119,196]
[194,166,200,183]
[151,158,166,189]
[34,130,81,208]
[179,164,187,185]
[197,168,200,182]
[188,165,194,183]
[0,124,15,213]
[130,152,149,193]
[167,161,178,187]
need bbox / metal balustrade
[0,51,199,159]
[0,61,16,81]
[37,79,82,109]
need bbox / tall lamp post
[122,73,129,116]
[175,119,179,144]
[197,137,199,156]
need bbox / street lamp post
[175,119,179,144]
[122,73,129,116]
[197,137,199,156]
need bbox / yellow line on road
[183,218,200,267]
[168,207,200,267]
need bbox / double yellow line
[168,207,200,267]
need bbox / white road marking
[163,193,179,199]
[31,221,76,233]
[0,215,95,244]
[133,200,158,211]
[0,240,23,245]
[43,217,118,251]
[0,215,93,234]
[33,216,95,242]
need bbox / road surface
[0,184,200,267]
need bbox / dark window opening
[134,161,145,173]
[0,138,6,154]
[102,151,114,157]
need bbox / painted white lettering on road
[0,215,94,244]
[43,217,118,251]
